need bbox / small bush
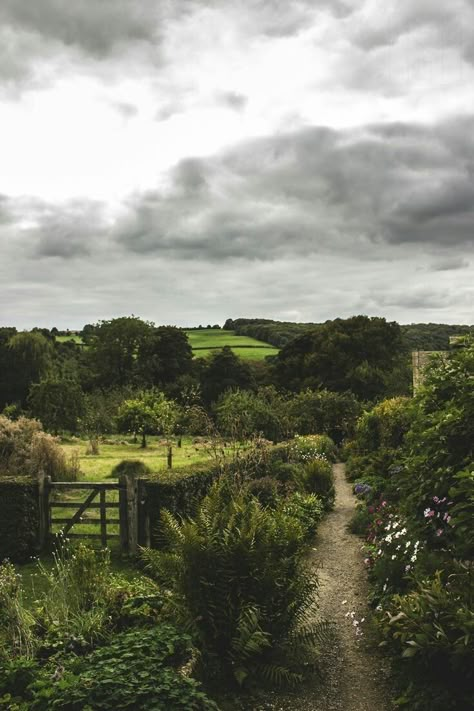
[283,492,323,540]
[289,434,337,463]
[245,476,281,508]
[270,461,304,487]
[0,415,72,481]
[110,459,151,479]
[300,458,335,510]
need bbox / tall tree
[276,315,405,399]
[87,316,153,388]
[200,346,254,405]
[6,331,54,406]
[137,326,193,387]
[28,377,85,434]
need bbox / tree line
[0,313,452,442]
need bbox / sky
[1,0,473,330]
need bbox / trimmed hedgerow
[0,478,39,562]
[144,463,222,546]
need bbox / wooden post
[37,473,51,552]
[137,478,150,548]
[167,445,173,469]
[118,475,129,554]
[119,473,139,555]
[100,489,107,548]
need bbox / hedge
[144,462,222,546]
[0,477,39,562]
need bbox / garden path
[246,463,393,711]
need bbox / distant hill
[224,318,473,352]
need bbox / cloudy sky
[1,0,473,329]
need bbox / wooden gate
[37,474,148,554]
[48,482,122,548]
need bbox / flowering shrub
[289,434,337,463]
[363,500,423,598]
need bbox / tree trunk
[141,432,147,448]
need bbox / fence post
[37,473,51,552]
[119,473,139,555]
[137,478,150,548]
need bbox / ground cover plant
[345,338,474,711]
[0,540,216,710]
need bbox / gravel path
[228,463,393,711]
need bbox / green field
[185,329,279,360]
[61,435,217,481]
[56,334,84,344]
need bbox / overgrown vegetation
[345,337,474,711]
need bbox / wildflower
[436,529,443,537]
[391,554,396,560]
[405,564,411,572]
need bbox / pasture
[185,328,279,360]
[60,435,218,481]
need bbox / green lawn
[185,329,279,360]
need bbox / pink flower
[436,528,443,536]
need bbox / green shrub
[269,461,303,486]
[110,459,151,479]
[28,626,218,711]
[283,492,323,539]
[300,458,335,510]
[245,476,281,508]
[145,463,222,546]
[289,434,337,463]
[142,478,326,687]
[0,416,73,481]
[378,562,474,711]
[0,478,39,562]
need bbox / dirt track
[234,463,393,711]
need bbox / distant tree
[87,316,153,388]
[275,315,404,399]
[116,391,179,448]
[28,378,85,434]
[7,331,54,406]
[200,347,254,405]
[137,326,193,387]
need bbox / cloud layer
[0,1,473,328]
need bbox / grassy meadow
[51,436,221,543]
[185,328,279,359]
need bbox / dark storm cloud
[0,1,158,58]
[350,1,474,64]
[113,116,474,261]
[0,198,108,259]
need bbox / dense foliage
[346,338,474,711]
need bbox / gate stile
[48,481,123,549]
